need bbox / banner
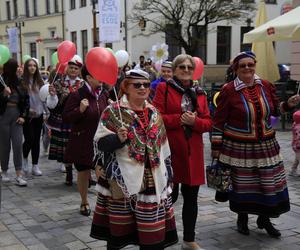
[99,0,120,43]
[7,27,18,53]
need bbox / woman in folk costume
[46,55,84,185]
[211,51,300,237]
[62,65,109,216]
[90,69,178,250]
[153,54,212,250]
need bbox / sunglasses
[178,64,194,71]
[238,63,256,69]
[132,82,151,89]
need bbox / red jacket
[62,84,109,166]
[153,82,212,185]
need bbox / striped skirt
[48,130,70,163]
[90,167,178,249]
[219,137,290,217]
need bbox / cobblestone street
[1,131,300,250]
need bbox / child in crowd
[291,110,300,176]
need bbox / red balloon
[56,62,67,75]
[193,57,204,80]
[57,40,76,64]
[85,47,118,85]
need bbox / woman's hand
[79,98,89,113]
[3,87,11,96]
[16,117,25,125]
[48,84,56,96]
[117,127,128,143]
[95,165,106,180]
[287,95,300,108]
[181,111,197,126]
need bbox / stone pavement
[1,131,300,250]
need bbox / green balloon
[22,55,31,63]
[0,44,11,65]
[105,47,114,54]
[51,51,58,66]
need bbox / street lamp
[92,0,99,47]
[15,21,24,63]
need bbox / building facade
[0,0,64,68]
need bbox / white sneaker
[1,172,10,182]
[60,164,66,173]
[15,176,27,186]
[32,165,42,176]
[22,158,29,174]
[289,169,300,177]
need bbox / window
[13,0,18,17]
[217,26,231,64]
[33,0,38,16]
[71,31,77,50]
[265,0,277,4]
[70,0,76,9]
[46,0,50,14]
[50,30,56,37]
[30,42,37,58]
[25,0,30,17]
[81,30,88,61]
[54,0,59,12]
[192,25,207,64]
[6,1,11,20]
[165,24,181,60]
[80,0,87,7]
[240,26,253,52]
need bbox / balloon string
[51,64,61,85]
[113,87,123,127]
[0,75,8,88]
[297,81,300,95]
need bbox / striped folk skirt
[48,130,70,163]
[219,137,290,217]
[90,167,178,249]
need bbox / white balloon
[115,50,129,67]
[39,83,49,102]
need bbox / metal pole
[18,23,23,63]
[124,0,128,51]
[92,1,98,47]
[61,0,65,40]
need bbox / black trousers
[23,115,43,165]
[172,183,200,242]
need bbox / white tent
[243,6,300,43]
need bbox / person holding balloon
[91,68,178,249]
[153,54,211,250]
[0,58,29,186]
[21,58,46,176]
[46,55,84,185]
[211,51,300,238]
[62,65,109,216]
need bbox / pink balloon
[56,62,67,75]
[57,41,76,64]
[193,57,204,80]
[85,47,118,85]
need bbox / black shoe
[257,216,281,238]
[237,213,249,235]
[80,204,91,216]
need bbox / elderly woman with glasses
[91,69,178,250]
[153,54,212,250]
[211,51,300,238]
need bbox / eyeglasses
[178,64,194,71]
[238,63,256,69]
[132,82,151,89]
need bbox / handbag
[206,159,232,193]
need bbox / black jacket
[0,79,29,118]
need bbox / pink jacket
[292,122,300,153]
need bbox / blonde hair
[172,54,195,72]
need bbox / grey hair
[172,54,195,72]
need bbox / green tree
[131,0,255,57]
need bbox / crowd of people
[1,50,300,250]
